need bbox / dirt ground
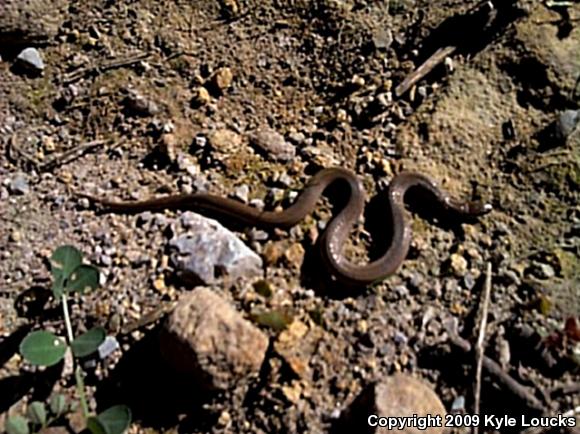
[1,0,579,433]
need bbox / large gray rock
[159,287,269,390]
[168,212,263,285]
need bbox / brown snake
[76,167,492,286]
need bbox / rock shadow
[95,326,216,431]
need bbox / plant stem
[61,294,90,421]
[61,295,74,343]
[75,366,89,418]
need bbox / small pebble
[16,47,45,71]
[530,262,555,279]
[372,28,393,50]
[209,129,242,153]
[288,132,305,145]
[393,331,408,345]
[124,90,159,116]
[248,228,269,242]
[251,127,296,161]
[8,173,29,195]
[98,336,120,359]
[463,273,476,290]
[192,86,211,105]
[556,109,579,140]
[212,67,234,91]
[444,56,454,73]
[78,197,90,209]
[195,134,208,148]
[451,396,465,411]
[10,230,22,242]
[234,184,250,203]
[136,211,154,226]
[449,253,468,277]
[278,173,293,187]
[249,198,265,209]
[408,272,424,290]
[99,254,112,266]
[153,276,166,292]
[392,285,409,298]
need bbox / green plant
[5,393,74,434]
[5,245,131,434]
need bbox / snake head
[445,197,493,216]
[470,202,493,215]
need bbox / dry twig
[62,52,150,84]
[394,45,457,98]
[7,136,118,172]
[473,262,492,434]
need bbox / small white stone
[98,336,120,359]
[16,48,45,71]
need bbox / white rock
[16,47,45,71]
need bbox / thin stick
[394,45,456,98]
[62,295,89,420]
[63,52,150,84]
[37,140,107,172]
[8,139,117,173]
[473,262,492,434]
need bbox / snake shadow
[299,183,480,298]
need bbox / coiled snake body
[78,167,491,286]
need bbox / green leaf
[253,280,273,298]
[536,295,553,316]
[49,394,68,417]
[51,245,82,282]
[71,327,106,358]
[308,308,325,327]
[27,401,46,426]
[20,331,67,366]
[5,416,29,434]
[52,271,66,299]
[250,309,293,332]
[66,265,100,294]
[93,405,132,434]
[87,417,107,434]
